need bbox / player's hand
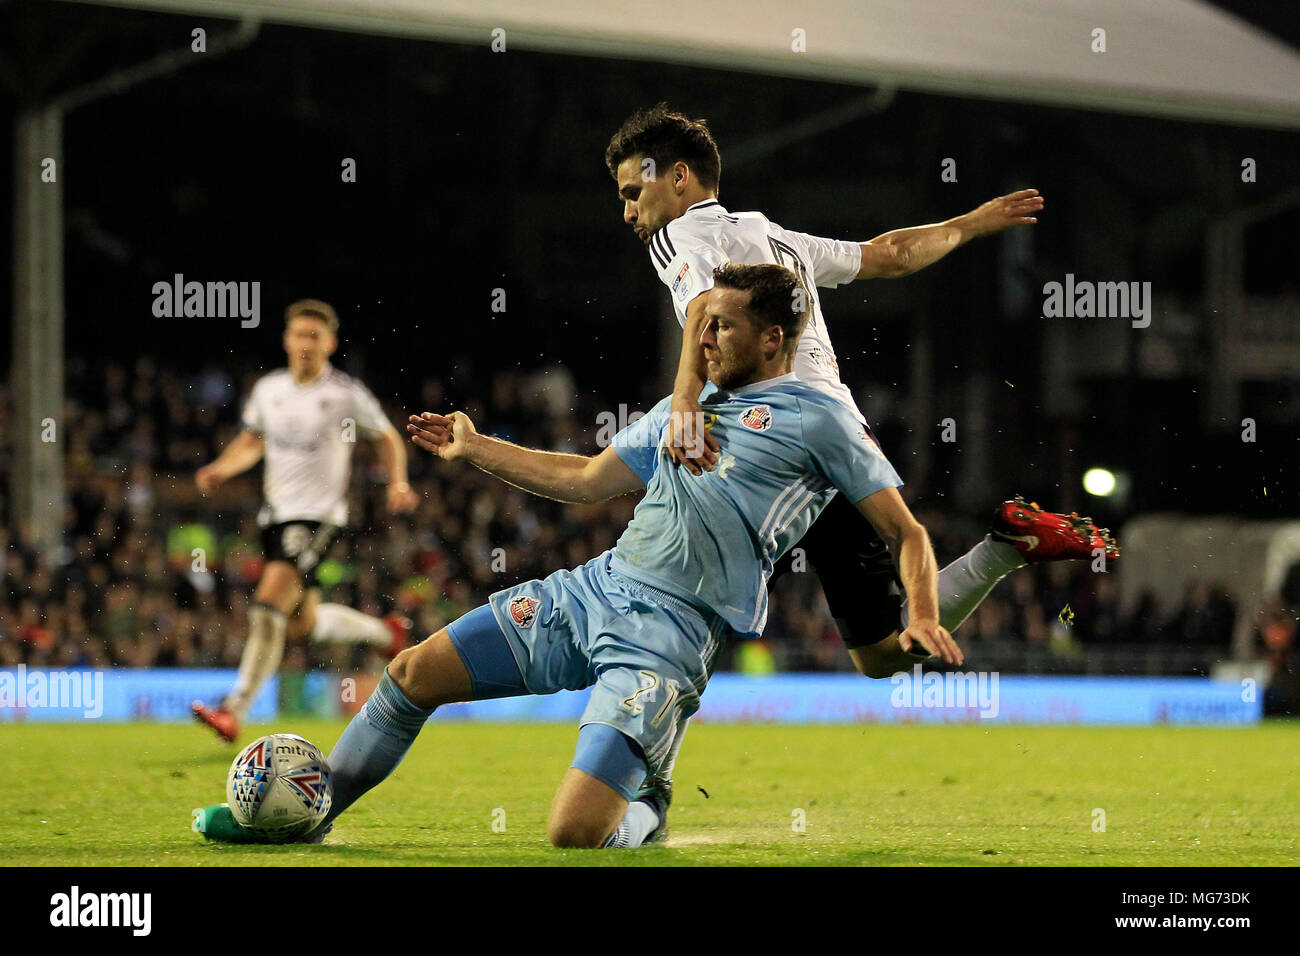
[898,618,963,667]
[666,395,720,475]
[407,411,476,462]
[961,188,1043,238]
[386,481,418,513]
[195,464,224,495]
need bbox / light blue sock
[323,671,433,825]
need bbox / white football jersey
[240,365,392,527]
[647,198,865,421]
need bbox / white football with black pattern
[226,733,333,842]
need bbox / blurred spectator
[0,355,1243,675]
[0,358,637,673]
[1169,581,1236,647]
[1257,597,1299,715]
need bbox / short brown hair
[712,263,808,354]
[285,299,339,334]
[605,103,722,193]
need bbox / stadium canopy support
[11,108,64,558]
[8,19,260,558]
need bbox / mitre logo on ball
[510,596,538,627]
[739,405,773,431]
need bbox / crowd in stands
[0,356,1265,687]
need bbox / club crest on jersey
[672,263,693,302]
[739,405,773,432]
[509,596,538,628]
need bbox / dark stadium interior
[1,1,1297,710]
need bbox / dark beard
[711,352,762,391]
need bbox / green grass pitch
[2,720,1297,866]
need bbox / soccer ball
[226,733,333,842]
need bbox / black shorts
[770,492,902,649]
[260,520,342,589]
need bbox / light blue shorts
[486,551,729,776]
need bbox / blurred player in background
[190,299,418,742]
[604,104,1117,824]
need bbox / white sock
[311,603,391,647]
[604,801,661,848]
[226,603,286,722]
[901,534,1026,636]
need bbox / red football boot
[191,701,239,743]
[383,614,413,659]
[991,496,1120,564]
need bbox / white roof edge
[62,0,1300,130]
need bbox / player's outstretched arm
[855,487,964,667]
[856,188,1043,279]
[195,429,265,494]
[372,425,417,513]
[407,412,643,504]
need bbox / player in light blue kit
[195,263,959,850]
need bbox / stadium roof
[71,0,1300,128]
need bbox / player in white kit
[604,105,1117,838]
[191,299,419,742]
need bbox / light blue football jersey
[610,372,902,636]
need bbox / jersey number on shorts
[621,671,659,717]
[621,670,679,728]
